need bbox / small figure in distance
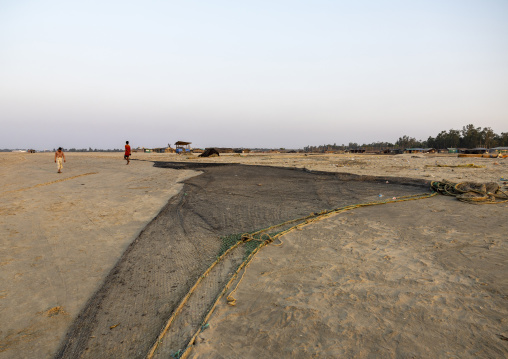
[54,147,66,173]
[124,141,131,165]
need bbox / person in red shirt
[124,141,131,165]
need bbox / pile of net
[199,148,220,157]
[431,180,508,204]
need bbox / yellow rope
[425,163,485,168]
[1,172,99,196]
[148,190,436,359]
[145,241,243,359]
[224,193,438,307]
[147,181,506,358]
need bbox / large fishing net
[55,163,505,359]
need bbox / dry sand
[191,196,508,359]
[0,151,507,358]
[0,152,196,358]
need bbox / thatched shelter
[175,141,192,154]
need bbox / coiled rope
[431,180,508,204]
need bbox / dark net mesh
[56,163,433,359]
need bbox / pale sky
[1,0,507,150]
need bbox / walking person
[124,141,131,165]
[54,147,66,173]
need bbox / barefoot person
[124,141,131,165]
[54,147,66,173]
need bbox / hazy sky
[1,0,507,150]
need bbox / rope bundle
[431,180,508,204]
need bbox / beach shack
[234,148,251,154]
[405,148,422,154]
[464,148,488,154]
[407,148,436,154]
[175,141,192,154]
[383,149,403,154]
[492,147,508,154]
[215,148,235,153]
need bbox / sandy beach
[1,151,507,358]
[0,152,196,358]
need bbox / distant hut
[383,149,403,154]
[175,141,192,154]
[404,148,425,154]
[215,148,234,153]
[492,147,508,154]
[464,148,488,154]
[234,148,251,154]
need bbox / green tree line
[304,124,508,152]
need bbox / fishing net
[57,164,503,359]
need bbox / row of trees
[303,142,393,152]
[304,124,508,152]
[396,125,507,149]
